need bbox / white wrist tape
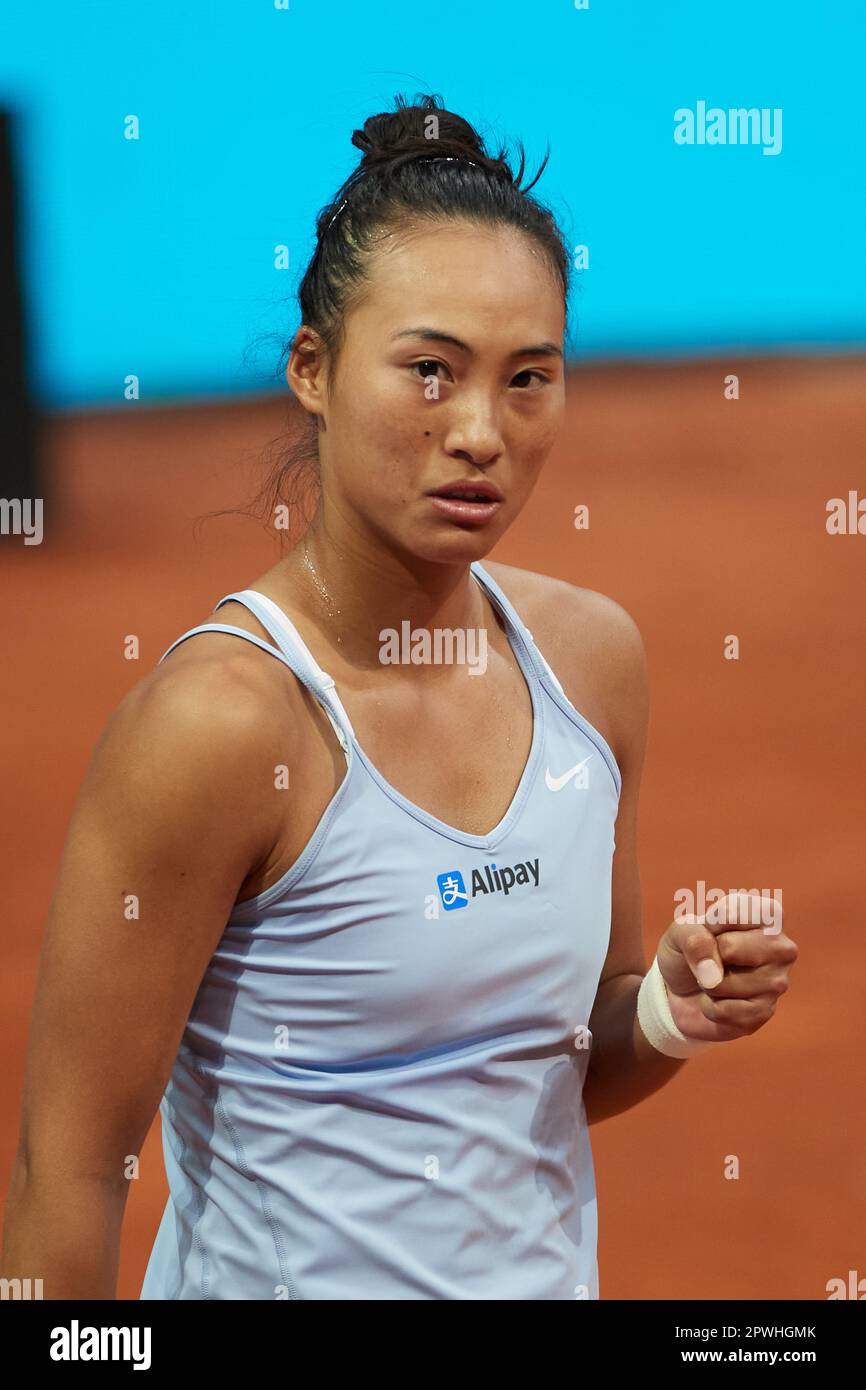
[637,955,718,1059]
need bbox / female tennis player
[1,94,797,1300]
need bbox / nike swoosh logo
[545,755,594,791]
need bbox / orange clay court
[1,354,864,1299]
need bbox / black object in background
[0,107,41,509]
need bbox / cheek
[515,421,557,475]
[354,367,421,438]
[346,406,427,505]
[514,397,563,462]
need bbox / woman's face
[291,219,567,565]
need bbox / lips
[426,480,504,528]
[427,480,504,503]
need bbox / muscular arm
[575,596,688,1124]
[0,650,288,1298]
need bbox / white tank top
[140,561,621,1300]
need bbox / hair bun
[350,93,500,174]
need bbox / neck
[273,512,492,671]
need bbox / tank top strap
[469,561,565,693]
[215,590,356,754]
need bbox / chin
[399,523,506,567]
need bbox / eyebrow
[390,327,564,359]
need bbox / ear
[287,327,329,417]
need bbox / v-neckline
[245,564,544,852]
[347,570,544,850]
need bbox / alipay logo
[435,858,540,913]
[436,870,469,911]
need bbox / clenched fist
[656,891,798,1043]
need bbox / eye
[410,359,450,382]
[511,369,549,389]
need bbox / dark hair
[245,92,571,536]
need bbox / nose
[443,392,504,466]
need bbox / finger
[700,962,791,1000]
[697,991,778,1032]
[716,928,799,969]
[676,916,725,991]
[705,891,783,934]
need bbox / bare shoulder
[88,634,297,840]
[481,560,649,771]
[483,560,644,656]
[136,635,292,755]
